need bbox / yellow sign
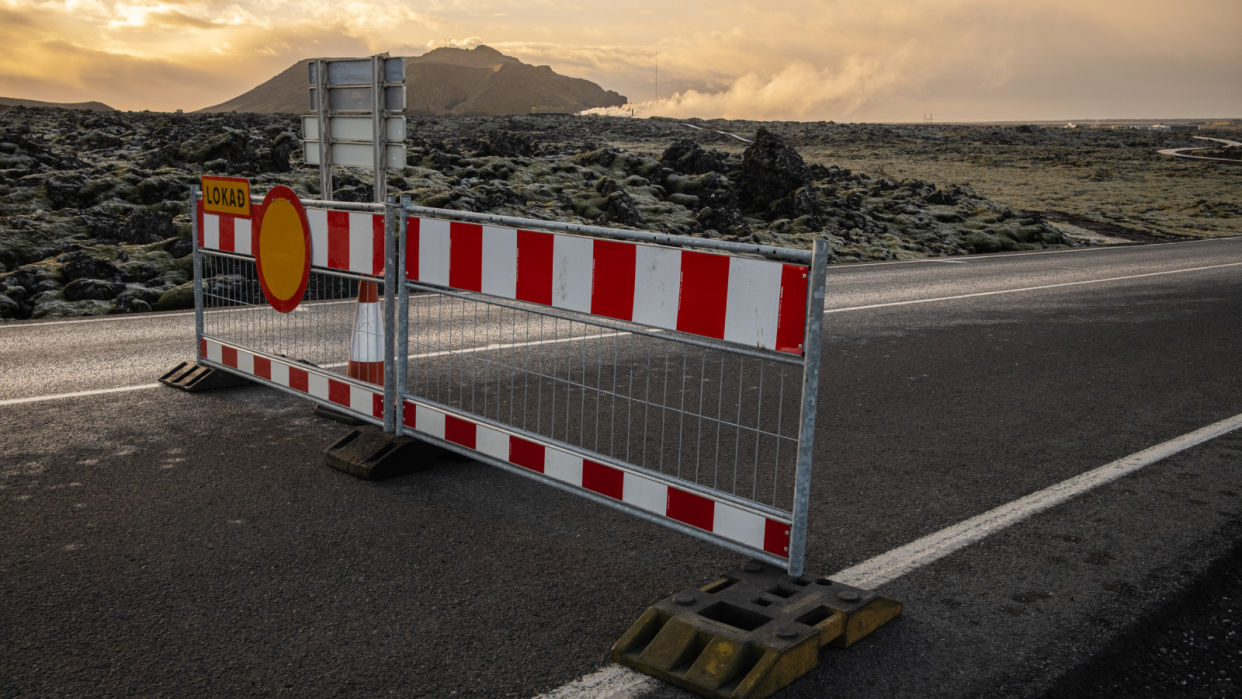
[255,185,311,313]
[201,176,252,217]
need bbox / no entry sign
[254,185,311,313]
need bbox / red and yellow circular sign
[255,185,311,314]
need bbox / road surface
[3,237,1242,698]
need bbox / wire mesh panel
[200,251,385,379]
[395,209,829,574]
[403,287,803,514]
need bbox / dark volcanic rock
[594,176,644,227]
[660,140,729,175]
[61,253,121,282]
[63,278,121,301]
[115,210,175,245]
[737,128,815,215]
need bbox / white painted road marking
[0,384,162,406]
[825,261,1242,314]
[535,409,1242,699]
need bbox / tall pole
[315,59,332,201]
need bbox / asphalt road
[3,237,1242,698]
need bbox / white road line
[536,410,1242,699]
[0,383,162,406]
[832,410,1242,589]
[825,261,1242,314]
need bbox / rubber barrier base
[323,425,449,480]
[612,559,901,699]
[159,362,250,392]
[313,403,369,425]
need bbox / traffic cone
[347,280,384,386]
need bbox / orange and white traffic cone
[347,280,384,386]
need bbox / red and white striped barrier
[200,338,385,421]
[405,218,808,354]
[400,398,793,557]
[197,202,385,277]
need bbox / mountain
[197,45,627,116]
[0,96,114,111]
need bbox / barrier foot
[323,424,450,480]
[612,559,901,699]
[159,362,250,392]
[313,403,368,425]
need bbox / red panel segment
[515,230,553,305]
[763,519,791,556]
[372,214,385,276]
[666,488,715,532]
[590,240,636,321]
[198,338,206,358]
[288,367,309,393]
[221,345,238,368]
[405,218,419,281]
[402,401,416,428]
[775,265,809,355]
[327,211,350,270]
[676,252,730,339]
[582,460,623,500]
[449,222,483,292]
[445,415,476,449]
[253,356,272,380]
[509,437,546,473]
[328,379,350,407]
[219,216,235,253]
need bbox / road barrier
[191,187,398,430]
[393,204,828,577]
[183,183,897,697]
[189,186,828,575]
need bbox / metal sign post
[305,55,406,203]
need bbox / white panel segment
[206,341,222,363]
[348,212,374,274]
[480,226,518,299]
[307,208,329,267]
[307,373,330,400]
[203,214,220,250]
[415,405,446,439]
[551,234,593,313]
[236,351,255,375]
[723,257,783,350]
[349,385,374,415]
[476,426,510,462]
[303,142,405,169]
[270,361,290,387]
[544,449,584,487]
[234,217,252,256]
[417,218,451,286]
[712,502,768,550]
[622,473,667,515]
[631,244,682,330]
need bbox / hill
[0,96,114,111]
[198,45,626,116]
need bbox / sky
[1,0,1239,121]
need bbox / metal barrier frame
[393,203,829,577]
[190,187,400,428]
[189,185,829,577]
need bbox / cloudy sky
[1,0,1239,121]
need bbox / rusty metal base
[612,560,901,699]
[159,362,250,392]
